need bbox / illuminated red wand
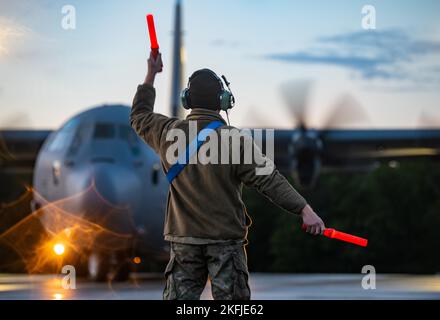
[302,224,368,247]
[146,14,159,59]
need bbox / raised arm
[130,52,175,153]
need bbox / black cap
[188,69,222,110]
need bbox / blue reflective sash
[166,121,223,183]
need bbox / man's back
[130,53,324,300]
[131,83,307,243]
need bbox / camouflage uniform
[163,241,250,300]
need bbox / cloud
[268,51,396,79]
[0,17,33,57]
[0,15,56,62]
[266,29,440,81]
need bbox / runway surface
[0,273,439,300]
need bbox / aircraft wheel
[112,262,130,282]
[70,253,88,278]
[111,252,131,282]
[87,252,110,282]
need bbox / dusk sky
[1,0,440,129]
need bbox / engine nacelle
[289,131,323,188]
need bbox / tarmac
[1,273,440,300]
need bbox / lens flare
[133,256,141,264]
[0,182,135,276]
[53,243,65,256]
[53,293,63,300]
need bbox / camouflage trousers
[163,241,251,300]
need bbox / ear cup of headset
[180,88,191,110]
[181,69,235,111]
[219,91,234,111]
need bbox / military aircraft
[0,0,184,281]
[256,80,440,187]
[1,0,440,280]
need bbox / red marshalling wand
[302,224,368,247]
[146,14,159,59]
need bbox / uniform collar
[186,108,227,124]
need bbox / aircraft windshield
[119,125,140,155]
[93,123,115,139]
[119,126,137,143]
[47,118,79,152]
[92,123,140,155]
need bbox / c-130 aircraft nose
[92,161,143,207]
[67,161,144,234]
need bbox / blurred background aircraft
[1,0,440,283]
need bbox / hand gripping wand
[302,224,368,247]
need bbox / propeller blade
[418,111,440,128]
[321,94,369,129]
[280,80,312,129]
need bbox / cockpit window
[119,125,138,143]
[67,123,90,157]
[94,123,115,139]
[119,125,140,156]
[47,118,78,152]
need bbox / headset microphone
[221,75,230,87]
[221,75,235,106]
[221,75,234,125]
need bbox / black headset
[180,69,235,111]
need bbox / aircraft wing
[2,127,440,175]
[253,128,440,173]
[0,130,52,174]
[319,128,440,169]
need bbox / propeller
[280,80,312,131]
[248,80,372,187]
[279,80,369,130]
[321,94,369,129]
[418,111,440,128]
[278,80,371,187]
